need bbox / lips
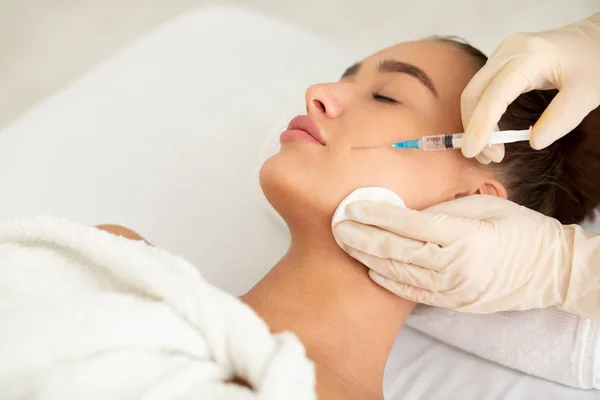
[287,115,326,145]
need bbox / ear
[453,176,508,200]
[476,179,508,199]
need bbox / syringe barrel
[421,133,464,151]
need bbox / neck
[241,223,415,399]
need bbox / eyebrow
[341,59,439,97]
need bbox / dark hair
[434,36,600,224]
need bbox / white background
[1,0,598,129]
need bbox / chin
[259,153,336,228]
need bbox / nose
[305,83,344,119]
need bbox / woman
[244,33,600,396]
[2,37,598,398]
[243,33,600,396]
[241,37,499,398]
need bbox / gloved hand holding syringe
[352,127,531,151]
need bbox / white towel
[0,216,315,399]
[408,306,600,389]
[332,187,600,389]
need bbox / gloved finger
[461,58,539,158]
[474,143,505,164]
[474,152,492,165]
[484,143,505,163]
[347,248,450,291]
[461,54,512,131]
[345,202,476,247]
[423,194,520,221]
[337,222,448,271]
[335,220,436,269]
[369,270,441,305]
[530,84,600,150]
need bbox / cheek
[338,151,463,210]
[259,147,406,220]
[345,108,432,148]
[259,145,466,221]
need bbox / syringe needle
[351,145,391,150]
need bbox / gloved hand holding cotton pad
[333,188,600,318]
[333,187,600,389]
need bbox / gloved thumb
[531,84,600,150]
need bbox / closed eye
[372,92,401,104]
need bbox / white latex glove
[461,12,600,163]
[333,195,600,319]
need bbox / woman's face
[260,40,504,224]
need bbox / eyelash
[372,92,400,104]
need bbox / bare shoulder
[95,224,149,244]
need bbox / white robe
[0,216,315,399]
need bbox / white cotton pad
[331,187,406,248]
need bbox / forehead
[363,40,478,101]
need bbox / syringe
[352,128,531,151]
